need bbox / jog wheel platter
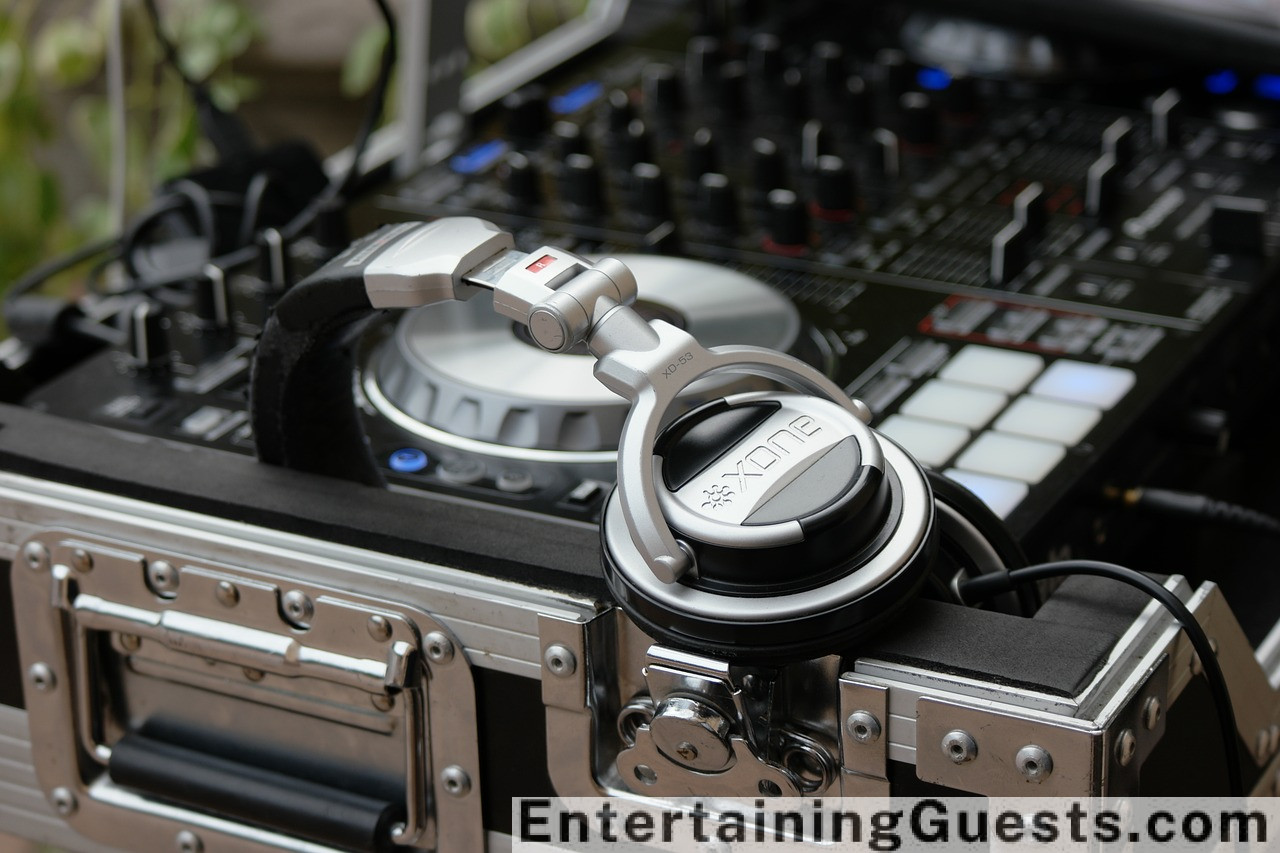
[364,255,821,462]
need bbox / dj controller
[20,0,1280,564]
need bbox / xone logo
[718,415,822,495]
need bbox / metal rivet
[425,631,454,663]
[70,548,94,573]
[242,667,264,682]
[367,615,392,642]
[544,644,577,677]
[758,779,782,797]
[1017,744,1054,781]
[281,590,314,629]
[119,634,142,653]
[176,829,203,853]
[22,542,50,572]
[1115,729,1137,768]
[146,560,180,598]
[28,663,56,692]
[634,764,658,786]
[941,730,978,764]
[372,694,394,712]
[675,741,699,761]
[216,581,240,607]
[51,786,77,816]
[441,765,471,797]
[1142,697,1161,730]
[846,711,882,744]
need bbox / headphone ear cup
[925,470,1038,615]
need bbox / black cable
[1110,486,1280,539]
[959,560,1244,796]
[3,238,119,308]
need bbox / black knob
[780,67,809,122]
[551,121,588,160]
[500,151,540,209]
[696,172,738,234]
[990,220,1031,286]
[899,92,940,152]
[1209,196,1268,255]
[1151,88,1182,151]
[1085,152,1119,219]
[603,87,634,133]
[502,85,548,141]
[614,119,652,169]
[718,61,748,119]
[874,49,913,111]
[1101,117,1134,169]
[809,41,847,93]
[560,153,604,215]
[686,35,722,92]
[872,128,900,179]
[642,63,683,119]
[124,298,170,370]
[748,33,784,84]
[846,74,871,129]
[1013,182,1047,238]
[943,74,980,121]
[813,155,855,218]
[801,119,832,170]
[631,162,671,223]
[687,127,719,179]
[751,137,786,199]
[766,189,809,249]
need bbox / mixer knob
[872,128,900,179]
[687,127,720,179]
[809,41,847,94]
[899,92,940,154]
[813,155,856,220]
[845,74,871,129]
[501,151,540,209]
[751,137,787,200]
[801,119,833,170]
[873,49,913,114]
[642,63,683,119]
[1085,152,1120,219]
[559,153,604,216]
[1101,117,1134,168]
[780,67,809,122]
[502,85,548,142]
[943,74,980,123]
[1013,182,1047,239]
[124,298,170,370]
[1209,196,1268,255]
[603,87,635,133]
[1150,88,1182,151]
[686,35,723,94]
[612,119,652,169]
[631,162,672,224]
[551,121,588,160]
[718,60,749,119]
[748,33,784,84]
[990,221,1031,286]
[765,189,810,252]
[696,172,739,235]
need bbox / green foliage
[0,0,261,298]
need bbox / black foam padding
[476,668,555,835]
[0,404,604,595]
[0,560,21,709]
[862,598,1119,697]
[109,733,401,852]
[250,270,385,485]
[1032,574,1156,637]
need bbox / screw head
[1016,744,1054,781]
[1115,729,1137,768]
[22,542,50,572]
[281,590,314,629]
[51,786,77,816]
[28,663,56,692]
[846,711,882,744]
[176,829,203,853]
[146,560,180,598]
[941,730,978,764]
[119,634,142,653]
[440,765,471,797]
[242,667,265,682]
[544,644,577,677]
[1142,697,1161,730]
[216,581,240,607]
[372,694,395,712]
[675,741,700,761]
[367,615,392,642]
[70,548,94,573]
[425,631,454,663]
[634,764,658,786]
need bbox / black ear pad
[249,271,384,485]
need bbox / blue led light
[389,448,429,473]
[550,80,605,115]
[1255,73,1280,101]
[1204,69,1238,95]
[916,67,952,91]
[449,139,509,175]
